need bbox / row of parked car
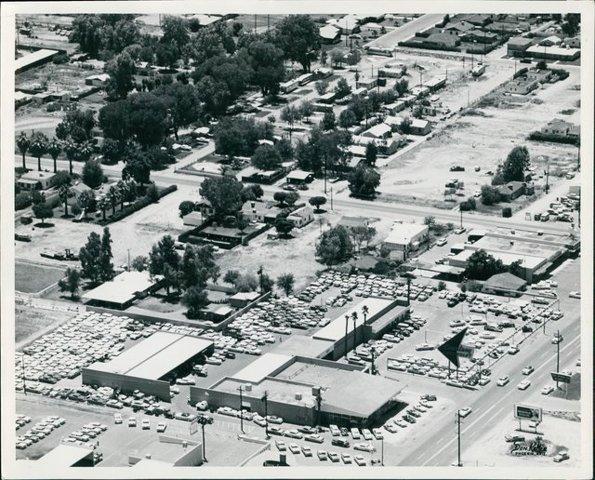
[15,415,66,450]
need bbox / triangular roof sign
[437,328,467,368]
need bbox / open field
[15,261,65,294]
[15,304,77,344]
[380,66,580,205]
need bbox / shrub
[15,192,32,210]
[52,53,69,64]
[437,281,446,291]
[465,280,483,292]
[71,204,82,216]
[97,185,177,225]
[145,184,159,203]
[502,207,512,218]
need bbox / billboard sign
[438,328,467,368]
[514,404,542,422]
[551,371,572,384]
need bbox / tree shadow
[33,222,55,228]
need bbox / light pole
[380,436,384,465]
[344,315,349,356]
[456,410,463,467]
[197,414,214,462]
[238,385,245,433]
[352,311,358,351]
[555,329,562,389]
[262,391,269,439]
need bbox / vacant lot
[15,305,76,344]
[15,261,64,294]
[380,67,580,206]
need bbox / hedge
[513,67,528,79]
[15,192,32,210]
[502,207,512,218]
[97,184,177,225]
[528,131,579,146]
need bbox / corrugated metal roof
[232,353,292,383]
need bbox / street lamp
[238,385,245,434]
[197,414,214,463]
[261,391,269,439]
[351,311,358,351]
[456,410,464,467]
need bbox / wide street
[15,153,576,237]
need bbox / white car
[458,407,472,418]
[156,422,167,433]
[522,366,534,375]
[568,291,581,299]
[541,385,554,395]
[436,238,447,247]
[128,417,137,427]
[517,380,531,390]
[497,376,509,386]
[350,428,361,439]
[141,419,150,430]
[361,429,374,441]
[354,455,367,466]
[114,413,123,424]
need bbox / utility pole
[555,329,561,388]
[262,391,269,438]
[330,186,334,210]
[370,347,376,375]
[352,312,358,351]
[545,161,550,194]
[459,206,463,229]
[457,410,462,467]
[197,414,213,462]
[254,14,257,34]
[344,315,349,356]
[22,356,27,395]
[380,436,384,465]
[238,385,245,433]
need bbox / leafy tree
[28,132,49,171]
[79,232,102,284]
[131,255,149,272]
[241,184,264,202]
[77,189,96,217]
[247,41,284,96]
[348,164,380,198]
[395,78,409,95]
[16,132,30,170]
[481,185,501,206]
[223,270,240,285]
[365,142,378,166]
[182,285,209,319]
[251,144,282,170]
[339,108,357,129]
[508,259,523,278]
[273,191,299,207]
[47,138,62,173]
[156,83,202,138]
[82,159,104,188]
[500,146,530,182]
[98,196,109,222]
[69,15,106,57]
[464,249,506,280]
[536,60,547,71]
[316,225,354,265]
[275,216,294,238]
[149,235,180,295]
[99,227,114,281]
[145,184,159,203]
[299,101,314,123]
[56,109,96,144]
[100,138,122,164]
[398,116,412,134]
[234,273,259,292]
[423,215,436,228]
[199,176,244,219]
[122,151,151,186]
[281,105,301,141]
[275,15,320,71]
[321,111,336,131]
[275,137,294,160]
[127,92,169,148]
[309,196,327,212]
[58,268,82,299]
[50,170,72,189]
[214,116,269,159]
[561,13,580,36]
[106,185,120,215]
[315,80,329,95]
[32,201,53,226]
[58,184,71,217]
[276,273,295,296]
[98,100,131,144]
[179,200,195,218]
[348,225,376,252]
[161,15,190,49]
[106,51,137,99]
[334,78,352,99]
[329,49,345,68]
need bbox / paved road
[16,154,575,236]
[397,266,581,466]
[365,14,444,49]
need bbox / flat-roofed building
[82,331,214,401]
[82,271,162,309]
[15,48,60,73]
[16,170,56,191]
[382,223,429,261]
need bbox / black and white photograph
[1,1,592,478]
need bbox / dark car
[332,438,350,448]
[225,351,236,359]
[340,427,349,436]
[447,299,458,308]
[522,325,533,333]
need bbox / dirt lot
[15,261,65,294]
[15,305,76,344]
[380,66,580,205]
[14,184,193,269]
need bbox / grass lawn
[15,261,65,294]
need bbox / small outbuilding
[483,272,527,296]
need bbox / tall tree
[276,273,295,296]
[28,132,49,171]
[106,51,137,99]
[251,144,282,170]
[106,185,120,216]
[280,105,300,142]
[247,41,285,96]
[348,164,380,198]
[149,235,180,294]
[316,225,354,265]
[199,176,244,219]
[79,232,103,285]
[99,227,115,281]
[365,142,378,166]
[58,267,82,299]
[77,189,96,218]
[500,145,530,182]
[182,285,209,319]
[16,132,30,170]
[58,184,71,217]
[82,159,104,188]
[47,137,62,173]
[274,15,320,72]
[32,201,53,227]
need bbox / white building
[382,223,429,261]
[287,206,314,228]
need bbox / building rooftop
[273,334,334,358]
[35,444,93,468]
[87,331,213,380]
[82,271,160,306]
[319,24,341,40]
[231,353,293,383]
[15,48,58,72]
[19,170,56,182]
[384,222,428,246]
[508,36,533,47]
[484,272,527,291]
[451,248,547,270]
[363,123,392,138]
[286,169,312,181]
[313,297,395,342]
[526,45,580,57]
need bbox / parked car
[497,376,510,386]
[128,417,137,427]
[553,450,569,463]
[541,385,555,395]
[517,380,531,390]
[522,365,534,375]
[458,407,472,418]
[114,413,123,424]
[156,422,167,433]
[332,438,350,448]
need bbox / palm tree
[106,185,119,216]
[78,141,94,163]
[362,305,369,325]
[98,196,109,222]
[58,184,71,217]
[64,141,78,175]
[16,132,30,170]
[28,132,49,171]
[344,314,350,356]
[47,137,62,173]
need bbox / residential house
[525,45,580,61]
[85,73,110,87]
[286,169,314,185]
[463,14,494,26]
[356,77,378,90]
[495,181,526,201]
[331,14,361,34]
[360,22,385,35]
[425,76,447,92]
[461,29,499,44]
[539,35,562,47]
[382,100,408,115]
[338,216,370,229]
[182,211,206,228]
[319,24,341,44]
[241,200,282,224]
[541,119,580,140]
[16,171,56,191]
[564,36,580,48]
[410,118,431,135]
[424,32,461,50]
[287,205,314,228]
[362,123,392,139]
[443,20,475,34]
[507,36,533,56]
